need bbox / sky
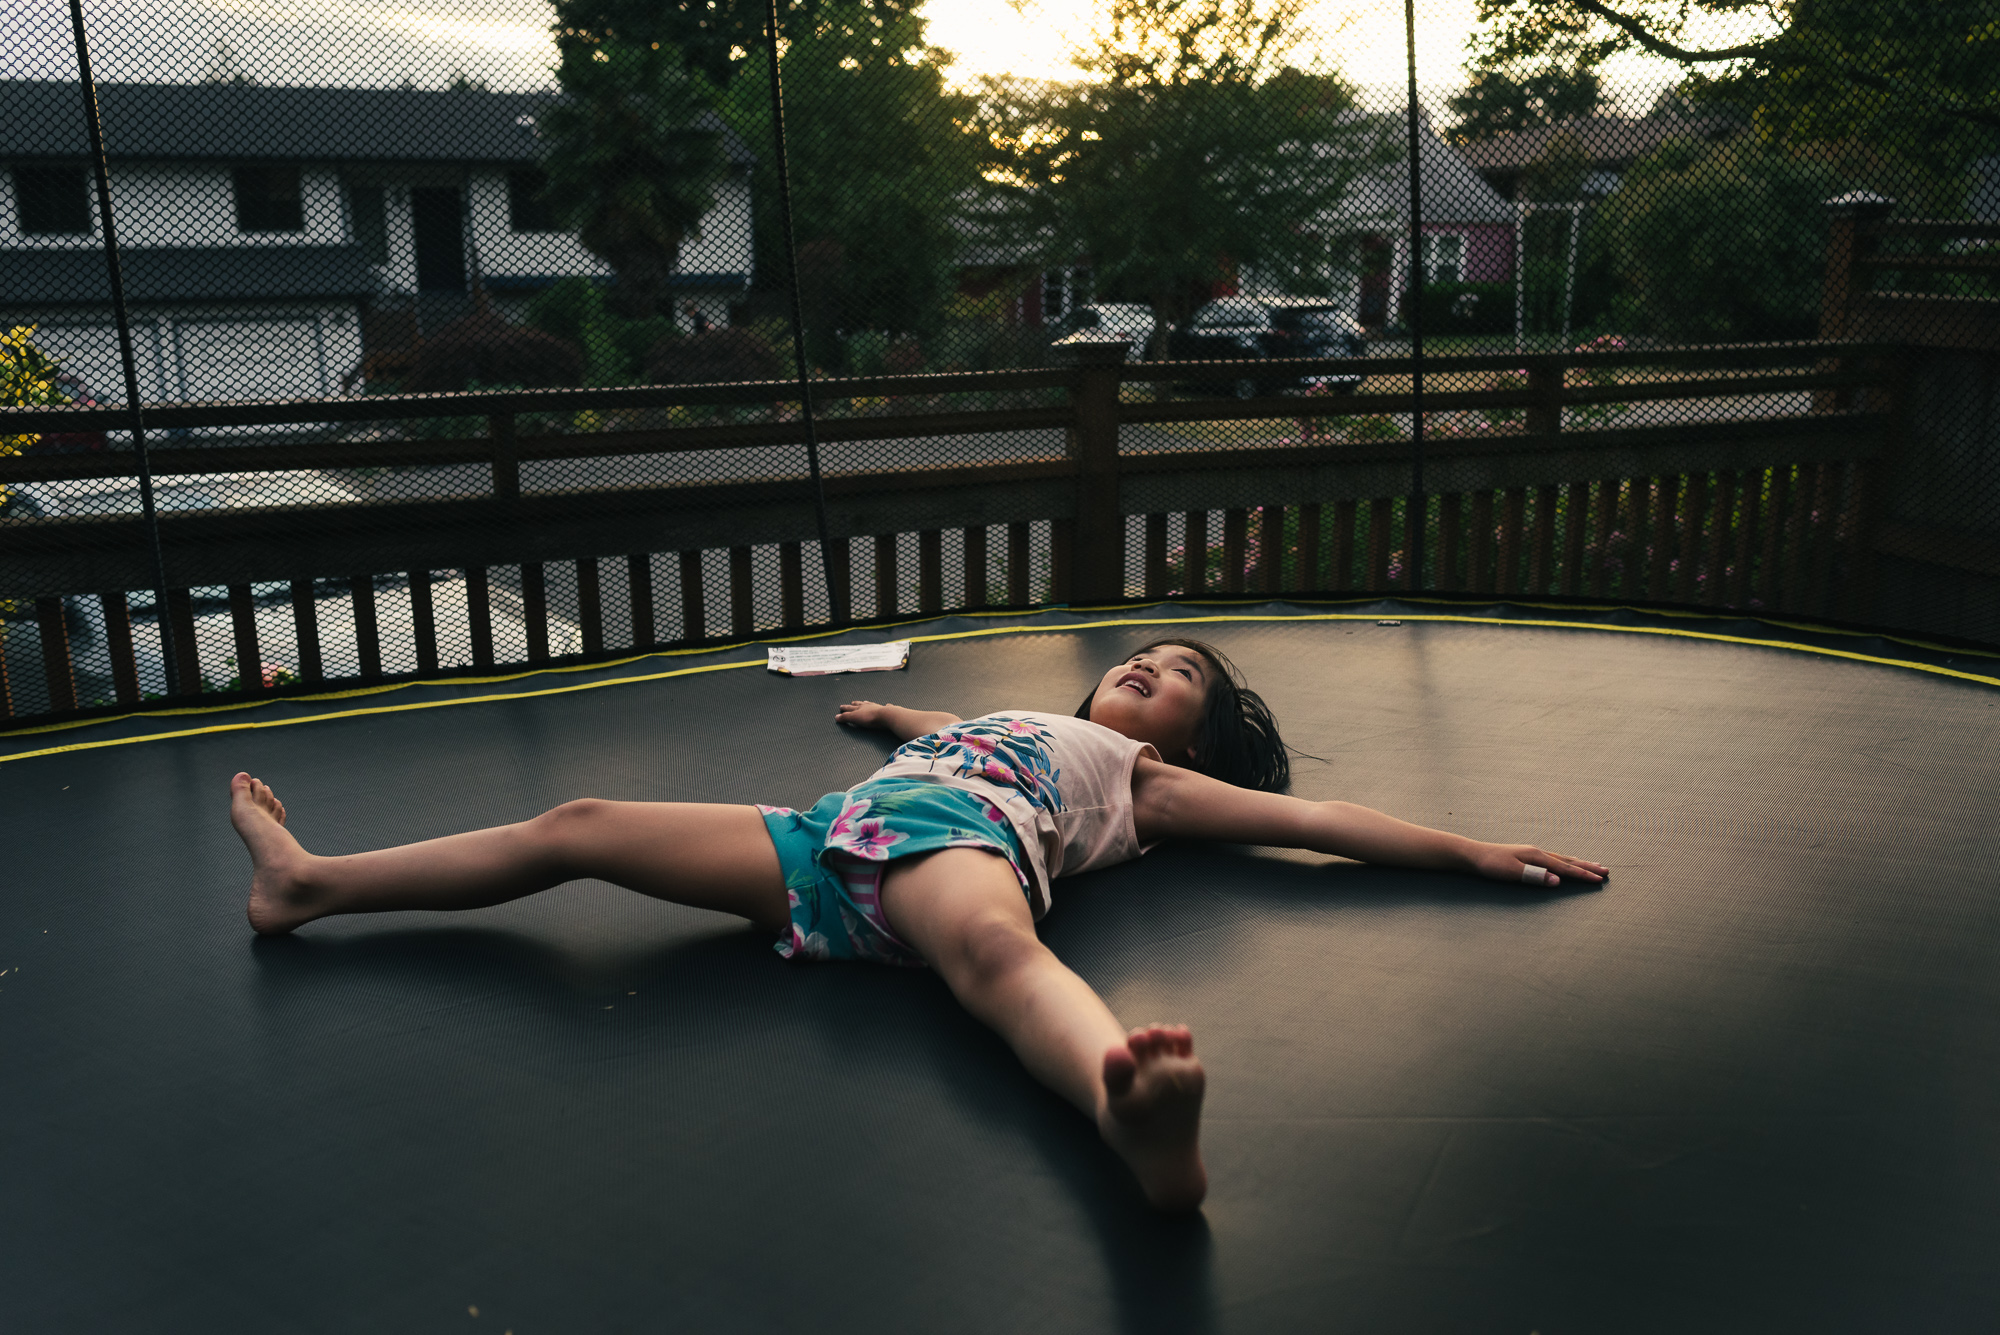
[4,0,1776,109]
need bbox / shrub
[642,326,786,386]
[400,309,585,393]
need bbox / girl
[230,637,1605,1211]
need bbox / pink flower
[836,817,907,860]
[1005,719,1038,735]
[982,759,1016,784]
[960,734,997,756]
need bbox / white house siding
[469,171,609,286]
[96,164,347,248]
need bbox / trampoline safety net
[2,0,1997,724]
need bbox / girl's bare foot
[230,772,324,935]
[1098,1023,1208,1211]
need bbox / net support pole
[1402,0,1427,590]
[68,0,181,694]
[762,0,843,623]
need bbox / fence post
[1057,334,1130,602]
[1817,193,1895,415]
[489,412,519,501]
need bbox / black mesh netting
[2,0,1996,720]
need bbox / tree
[1586,133,1842,340]
[717,0,978,371]
[1460,0,1999,206]
[536,33,734,320]
[971,0,1399,351]
[1445,60,1601,142]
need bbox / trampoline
[6,598,2000,1333]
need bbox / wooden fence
[0,335,1909,723]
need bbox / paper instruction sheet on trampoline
[766,641,911,675]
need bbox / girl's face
[1086,644,1210,762]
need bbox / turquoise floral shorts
[757,778,1030,967]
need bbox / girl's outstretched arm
[836,699,962,743]
[1131,759,1607,887]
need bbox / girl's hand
[835,700,891,730]
[1472,842,1609,888]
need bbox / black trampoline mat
[7,603,2000,1332]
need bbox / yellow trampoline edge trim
[5,606,1998,766]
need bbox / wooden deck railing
[0,339,1910,723]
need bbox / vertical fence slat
[290,579,323,682]
[1560,482,1588,596]
[167,588,200,693]
[1675,474,1708,604]
[1836,460,1874,621]
[1730,472,1759,608]
[918,530,943,614]
[227,584,262,692]
[1181,510,1208,594]
[1624,480,1651,600]
[628,554,655,647]
[350,575,381,677]
[1529,484,1557,595]
[577,558,604,653]
[1221,508,1248,594]
[1330,500,1356,589]
[1705,472,1737,607]
[873,535,898,617]
[1757,467,1788,608]
[1469,492,1495,594]
[408,571,438,673]
[1588,479,1617,598]
[1497,489,1525,594]
[678,550,706,642]
[99,591,139,704]
[825,538,853,625]
[1050,518,1074,602]
[1808,463,1841,614]
[1142,513,1167,598]
[1007,522,1030,605]
[522,562,550,662]
[1296,502,1322,592]
[779,542,804,626]
[1648,477,1679,601]
[465,567,495,668]
[964,525,989,607]
[1257,506,1282,593]
[0,633,11,717]
[34,597,76,712]
[729,547,754,636]
[1437,493,1461,592]
[1367,497,1392,589]
[1782,465,1814,609]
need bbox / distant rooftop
[0,80,755,168]
[1457,113,1739,175]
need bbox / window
[348,184,388,263]
[1423,232,1466,284]
[14,165,91,234]
[234,165,304,232]
[507,169,560,232]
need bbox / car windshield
[1191,299,1270,329]
[1272,307,1342,333]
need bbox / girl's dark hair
[1075,637,1290,792]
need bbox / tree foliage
[536,29,734,319]
[1445,60,1602,141]
[970,0,1399,347]
[1587,133,1842,340]
[717,0,977,369]
[1461,0,1999,204]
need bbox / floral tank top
[860,711,1159,918]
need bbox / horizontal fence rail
[0,338,1948,723]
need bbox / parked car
[1050,303,1157,359]
[1164,297,1367,398]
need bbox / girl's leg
[230,772,788,936]
[878,847,1207,1211]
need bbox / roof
[1334,112,1517,226]
[0,81,756,168]
[1456,113,1739,174]
[0,245,376,305]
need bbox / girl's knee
[944,913,1047,993]
[529,798,613,855]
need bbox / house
[1306,111,1521,329]
[0,80,754,407]
[1457,111,1739,202]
